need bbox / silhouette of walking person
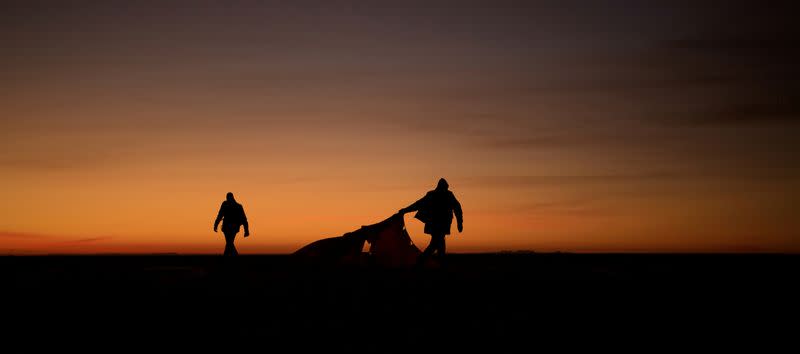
[214,192,250,256]
[399,178,463,266]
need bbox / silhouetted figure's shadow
[399,178,463,266]
[214,192,250,256]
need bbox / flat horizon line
[3,251,799,257]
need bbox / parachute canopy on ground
[293,214,424,267]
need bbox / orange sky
[1,1,798,254]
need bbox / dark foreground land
[2,253,798,351]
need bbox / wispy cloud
[461,173,676,188]
[653,31,800,126]
[473,132,681,150]
[664,36,800,55]
[65,236,113,244]
[513,199,604,217]
[697,102,800,125]
[0,155,107,171]
[0,231,49,239]
[0,140,123,171]
[0,231,112,244]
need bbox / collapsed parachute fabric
[293,214,422,267]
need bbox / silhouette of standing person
[399,178,463,265]
[214,192,250,256]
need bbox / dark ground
[2,253,798,352]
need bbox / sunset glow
[2,1,798,254]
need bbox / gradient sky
[2,0,798,254]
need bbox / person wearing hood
[399,178,463,265]
[214,192,250,256]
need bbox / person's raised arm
[213,202,225,232]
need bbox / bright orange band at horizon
[2,3,798,254]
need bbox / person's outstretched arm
[213,202,225,232]
[453,194,463,232]
[399,195,425,214]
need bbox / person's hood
[436,178,449,191]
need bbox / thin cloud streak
[461,173,678,188]
[0,231,49,239]
[64,237,113,244]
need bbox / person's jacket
[215,200,249,233]
[401,189,463,232]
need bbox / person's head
[226,192,235,202]
[436,178,449,191]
